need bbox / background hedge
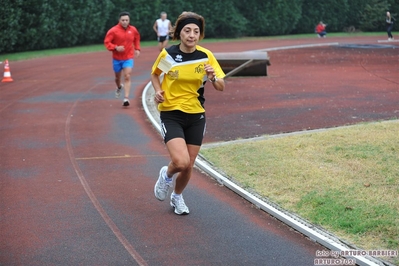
[0,0,397,53]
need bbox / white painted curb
[141,43,394,266]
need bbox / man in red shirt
[315,21,327,38]
[104,11,141,106]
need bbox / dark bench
[214,51,270,78]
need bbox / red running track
[1,35,397,265]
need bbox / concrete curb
[141,42,395,266]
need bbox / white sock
[163,168,173,182]
[171,192,181,199]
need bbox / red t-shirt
[104,24,141,60]
[316,24,325,33]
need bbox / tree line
[0,0,397,53]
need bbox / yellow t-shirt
[151,45,225,114]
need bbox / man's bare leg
[122,67,132,98]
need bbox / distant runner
[104,11,141,107]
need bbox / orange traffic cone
[2,59,13,82]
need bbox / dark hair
[119,11,130,18]
[171,11,205,41]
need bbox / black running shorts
[160,110,206,145]
[157,35,169,42]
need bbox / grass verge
[0,41,156,62]
[200,121,399,264]
[1,32,396,62]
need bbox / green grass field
[1,32,395,62]
[201,121,399,265]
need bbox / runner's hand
[116,46,125,52]
[155,90,165,103]
[204,64,215,79]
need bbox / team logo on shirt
[195,64,205,74]
[175,54,183,62]
[168,70,179,80]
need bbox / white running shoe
[115,84,123,99]
[154,166,172,201]
[170,194,189,215]
[123,98,130,106]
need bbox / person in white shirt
[153,12,172,51]
[386,11,395,41]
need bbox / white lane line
[66,83,148,266]
[250,42,340,52]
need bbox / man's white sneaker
[170,194,189,215]
[154,166,172,201]
[123,98,130,106]
[115,84,123,98]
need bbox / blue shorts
[113,59,134,73]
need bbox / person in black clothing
[386,11,395,40]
